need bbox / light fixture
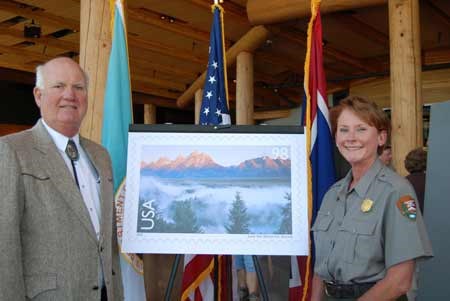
[24,20,41,38]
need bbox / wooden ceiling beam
[132,92,182,109]
[424,0,450,28]
[0,27,78,51]
[0,56,36,73]
[0,44,52,62]
[0,2,308,99]
[0,1,78,30]
[325,81,350,94]
[331,13,389,47]
[325,46,376,73]
[132,73,187,91]
[275,90,302,105]
[130,57,198,80]
[277,28,377,72]
[128,7,211,43]
[132,81,181,100]
[227,82,288,107]
[253,70,297,85]
[248,82,301,105]
[247,0,387,25]
[0,2,336,99]
[364,47,450,70]
[128,35,204,64]
[229,69,302,107]
[423,47,450,66]
[255,51,296,71]
[189,0,248,24]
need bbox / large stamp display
[121,125,309,255]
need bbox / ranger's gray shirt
[312,158,433,284]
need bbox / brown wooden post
[389,0,423,175]
[79,0,111,142]
[195,89,203,125]
[236,52,254,125]
[144,104,157,125]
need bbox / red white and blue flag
[181,3,231,301]
[198,4,231,126]
[182,254,215,301]
[289,0,336,300]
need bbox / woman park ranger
[310,96,433,301]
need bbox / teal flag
[101,3,132,193]
[101,1,145,300]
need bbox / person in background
[0,57,123,300]
[405,147,427,213]
[404,147,428,301]
[235,255,259,301]
[310,96,433,301]
[379,144,393,168]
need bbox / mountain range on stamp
[137,151,293,235]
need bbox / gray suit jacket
[0,120,123,301]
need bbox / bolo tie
[65,139,80,189]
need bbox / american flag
[198,5,230,126]
[181,4,230,301]
[289,0,336,300]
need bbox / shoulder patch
[396,195,417,221]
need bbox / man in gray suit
[0,57,123,300]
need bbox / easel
[252,255,270,301]
[164,254,270,301]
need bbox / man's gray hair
[35,64,45,89]
[35,60,89,89]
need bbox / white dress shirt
[42,120,105,286]
[42,120,102,239]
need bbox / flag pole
[212,1,221,299]
[212,2,229,300]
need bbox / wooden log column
[144,104,156,124]
[236,52,254,125]
[195,89,203,125]
[389,0,423,175]
[79,0,111,142]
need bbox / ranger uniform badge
[396,195,417,220]
[361,199,374,213]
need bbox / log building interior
[0,0,449,299]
